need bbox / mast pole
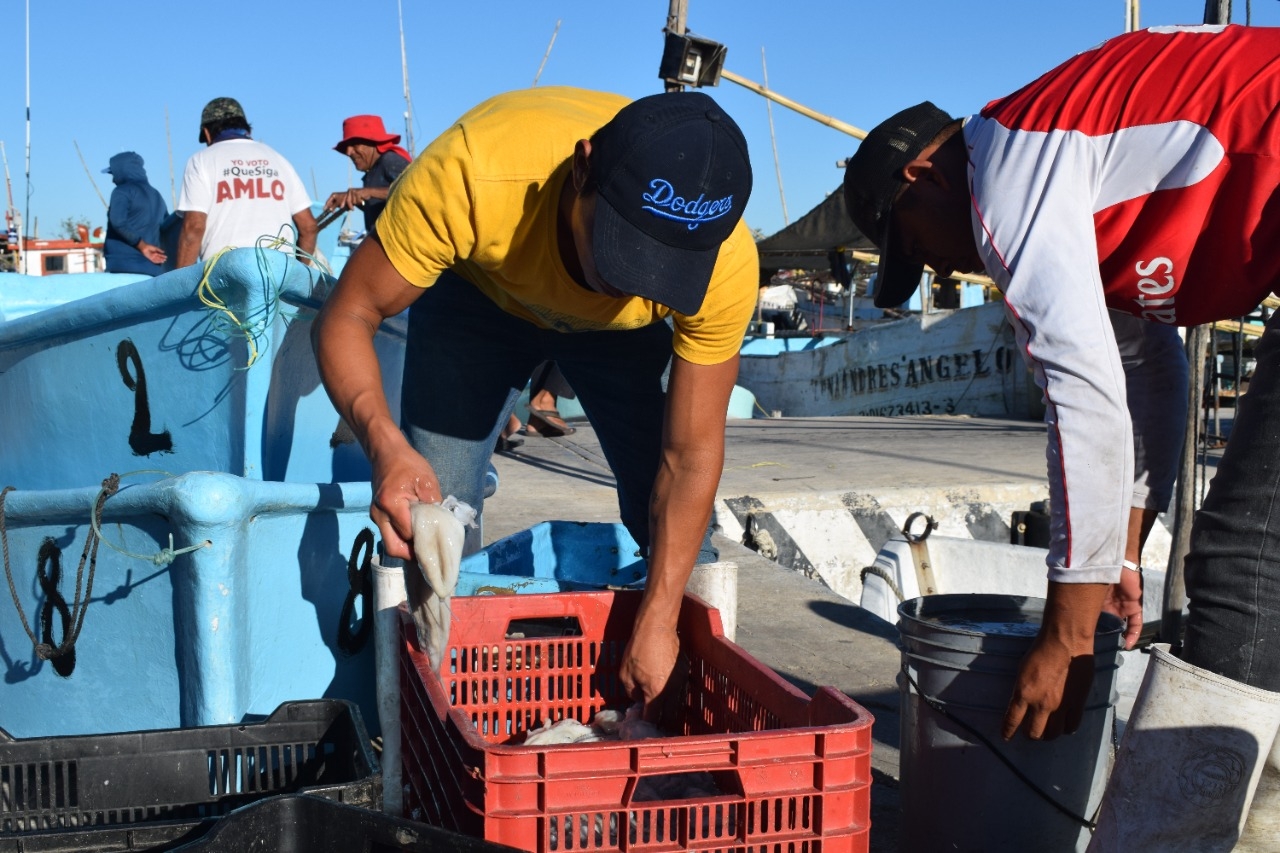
[1128,0,1142,31]
[165,106,177,209]
[22,0,31,272]
[533,19,562,87]
[73,140,108,211]
[761,47,788,225]
[1,142,12,210]
[1,140,15,272]
[398,0,416,157]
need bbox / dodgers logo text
[641,179,733,230]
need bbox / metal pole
[846,264,857,331]
[664,0,687,44]
[664,0,688,93]
[1204,0,1231,25]
[1211,327,1221,440]
[1162,326,1207,644]
[1163,0,1232,647]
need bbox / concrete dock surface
[485,415,1053,539]
[482,414,1067,852]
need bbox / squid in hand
[404,497,476,671]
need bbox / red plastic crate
[400,590,873,853]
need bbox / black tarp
[755,186,874,272]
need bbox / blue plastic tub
[455,520,646,595]
[0,472,378,738]
[0,248,405,489]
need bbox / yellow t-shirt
[377,86,758,366]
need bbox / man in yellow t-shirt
[312,87,756,709]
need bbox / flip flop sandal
[495,434,524,452]
[526,408,576,437]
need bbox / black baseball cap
[844,101,954,308]
[589,91,752,316]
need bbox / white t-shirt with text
[178,137,311,260]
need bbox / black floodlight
[659,32,727,88]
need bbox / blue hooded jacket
[104,152,169,275]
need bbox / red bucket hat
[334,115,400,152]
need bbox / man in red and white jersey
[845,24,1280,845]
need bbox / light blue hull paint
[0,473,376,738]
[736,301,1042,419]
[0,248,405,490]
[455,520,646,596]
[739,335,844,357]
[0,272,152,321]
[726,384,757,419]
[906,281,987,311]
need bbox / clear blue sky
[3,0,1278,242]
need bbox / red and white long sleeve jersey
[966,24,1280,582]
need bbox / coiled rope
[1,472,210,667]
[0,476,116,665]
[195,224,331,369]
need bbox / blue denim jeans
[400,270,718,562]
[1182,310,1280,690]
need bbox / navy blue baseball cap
[589,91,752,316]
[844,101,954,308]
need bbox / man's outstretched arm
[619,353,738,711]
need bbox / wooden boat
[742,185,1041,419]
[738,299,1043,420]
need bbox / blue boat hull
[0,473,376,738]
[0,249,404,490]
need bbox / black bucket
[897,593,1124,852]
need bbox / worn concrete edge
[713,535,901,770]
[715,534,902,848]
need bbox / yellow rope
[195,224,334,369]
[195,246,261,366]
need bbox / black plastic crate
[0,700,380,852]
[169,794,522,852]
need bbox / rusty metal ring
[902,512,939,543]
